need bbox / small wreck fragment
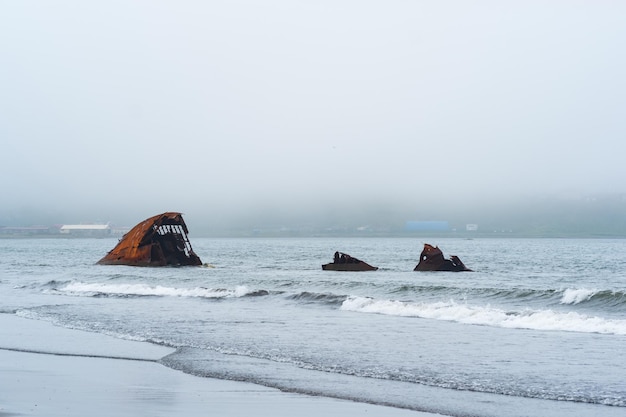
[322,251,378,271]
[97,212,202,267]
[414,243,471,272]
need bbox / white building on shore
[59,224,111,237]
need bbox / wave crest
[287,291,347,305]
[340,296,626,335]
[50,282,265,299]
[560,288,598,305]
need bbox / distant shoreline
[1,232,625,239]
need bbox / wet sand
[0,315,437,417]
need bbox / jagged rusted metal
[414,243,471,272]
[322,251,378,271]
[97,212,202,267]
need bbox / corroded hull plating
[97,212,202,267]
[414,243,471,272]
[322,252,378,271]
[322,262,378,271]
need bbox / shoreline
[0,314,435,417]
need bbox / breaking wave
[48,281,268,299]
[560,288,599,305]
[560,288,626,308]
[341,296,626,335]
[391,284,626,311]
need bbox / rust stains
[414,243,471,272]
[97,212,202,267]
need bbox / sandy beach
[0,314,437,417]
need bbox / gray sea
[1,237,625,417]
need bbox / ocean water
[1,237,625,417]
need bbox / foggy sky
[1,1,625,230]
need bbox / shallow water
[2,237,625,416]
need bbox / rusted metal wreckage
[97,212,202,267]
[414,243,471,272]
[322,251,378,271]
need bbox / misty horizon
[2,191,625,238]
[2,2,625,237]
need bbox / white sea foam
[341,296,626,335]
[560,288,598,305]
[55,282,253,299]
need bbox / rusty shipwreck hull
[322,251,378,271]
[97,212,202,267]
[322,262,378,271]
[414,243,471,272]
